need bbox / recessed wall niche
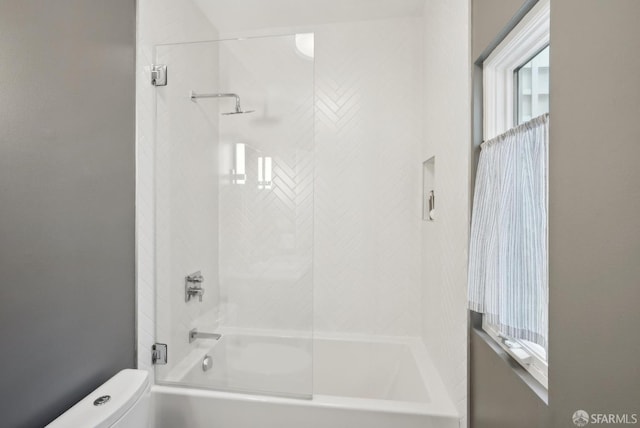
[422,156,435,221]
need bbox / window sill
[471,315,549,405]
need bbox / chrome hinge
[152,343,167,365]
[151,65,167,86]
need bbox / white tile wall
[138,8,466,417]
[138,14,425,370]
[153,41,221,380]
[421,0,471,424]
[312,19,423,336]
[136,0,218,379]
[209,19,423,337]
[217,36,315,332]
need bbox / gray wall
[548,0,640,425]
[470,0,640,427]
[0,1,136,427]
[472,0,526,59]
[471,321,549,428]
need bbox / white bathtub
[152,333,459,428]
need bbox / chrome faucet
[189,328,222,343]
[185,271,205,302]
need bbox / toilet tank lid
[45,369,150,428]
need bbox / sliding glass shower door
[153,35,314,398]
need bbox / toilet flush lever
[185,271,205,302]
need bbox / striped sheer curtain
[468,114,549,350]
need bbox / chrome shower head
[190,91,254,116]
[221,109,255,115]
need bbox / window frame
[481,0,550,389]
[483,0,550,140]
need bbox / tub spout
[189,328,222,344]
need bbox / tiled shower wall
[214,18,424,336]
[137,2,466,421]
[217,36,315,333]
[421,0,471,423]
[312,18,423,336]
[136,0,218,377]
[138,10,425,369]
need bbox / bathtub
[152,332,459,428]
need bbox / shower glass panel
[153,35,314,398]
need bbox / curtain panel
[468,113,549,350]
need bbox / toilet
[46,369,150,428]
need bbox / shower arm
[190,91,241,111]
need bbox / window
[516,46,549,124]
[477,0,550,389]
[483,0,550,140]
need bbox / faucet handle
[185,286,205,303]
[185,271,205,302]
[186,271,204,284]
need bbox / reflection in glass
[233,143,246,184]
[258,156,273,189]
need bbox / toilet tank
[46,369,150,428]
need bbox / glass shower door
[153,35,314,398]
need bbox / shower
[190,91,255,115]
[149,32,462,428]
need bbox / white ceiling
[193,0,425,35]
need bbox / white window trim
[481,0,550,389]
[483,319,548,389]
[483,0,550,141]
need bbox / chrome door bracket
[152,343,167,365]
[151,64,167,86]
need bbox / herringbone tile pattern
[313,19,423,336]
[141,13,430,380]
[216,19,423,337]
[218,36,315,332]
[137,7,467,419]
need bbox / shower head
[190,91,254,115]
[221,109,255,115]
